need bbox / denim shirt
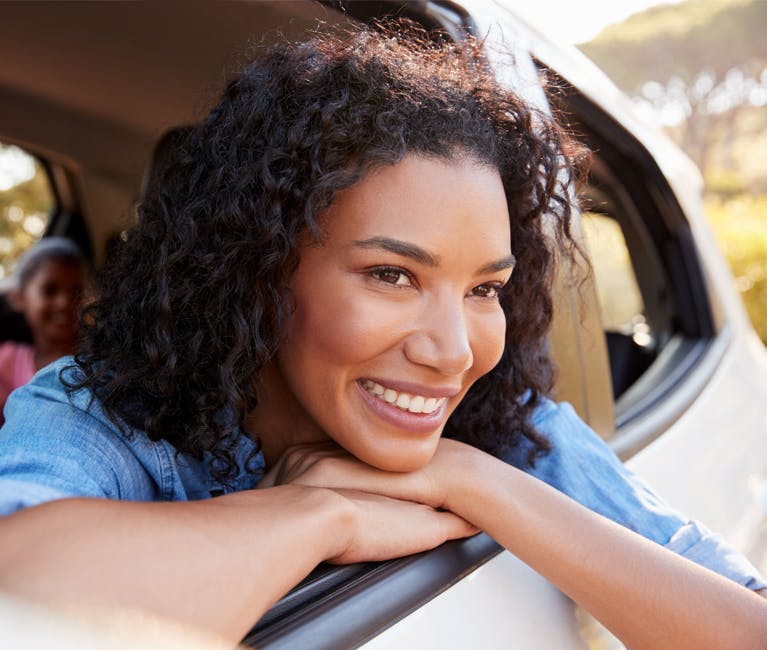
[1,357,764,591]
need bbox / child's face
[17,259,84,348]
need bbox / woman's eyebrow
[353,237,515,274]
[353,237,439,267]
[479,254,516,274]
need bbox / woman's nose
[403,298,474,376]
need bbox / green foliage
[706,195,767,342]
[578,0,767,188]
[579,0,767,92]
[579,0,767,346]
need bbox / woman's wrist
[285,485,358,563]
[435,440,500,515]
[212,484,353,565]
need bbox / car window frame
[538,62,724,458]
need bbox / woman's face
[260,154,513,471]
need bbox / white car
[1,1,765,647]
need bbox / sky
[509,0,684,45]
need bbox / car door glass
[0,142,55,280]
[582,207,657,401]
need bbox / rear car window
[0,142,55,280]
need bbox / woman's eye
[370,267,412,287]
[471,283,503,300]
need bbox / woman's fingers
[327,489,478,565]
[295,454,439,507]
[260,440,468,509]
[260,438,480,511]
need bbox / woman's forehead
[315,154,511,258]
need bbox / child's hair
[67,24,589,483]
[14,238,84,290]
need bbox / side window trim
[246,534,503,648]
[612,328,730,459]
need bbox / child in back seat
[0,237,85,421]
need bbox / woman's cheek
[302,291,410,363]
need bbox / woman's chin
[355,442,437,473]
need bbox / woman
[0,25,765,648]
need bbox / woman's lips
[356,379,450,434]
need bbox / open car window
[0,142,56,280]
[0,142,58,343]
[240,4,718,644]
[540,63,721,457]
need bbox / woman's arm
[0,486,474,643]
[265,439,767,650]
[447,444,767,650]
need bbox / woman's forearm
[0,484,473,643]
[0,486,346,642]
[449,447,767,650]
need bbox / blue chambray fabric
[511,399,765,590]
[0,357,764,591]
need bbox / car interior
[0,1,723,645]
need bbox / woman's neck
[244,362,329,468]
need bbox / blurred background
[519,0,767,343]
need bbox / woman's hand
[258,439,479,563]
[261,440,767,650]
[324,488,477,564]
[257,437,478,511]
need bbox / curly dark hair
[67,24,587,484]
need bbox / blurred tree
[580,0,767,344]
[579,0,767,189]
[580,0,766,86]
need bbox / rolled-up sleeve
[507,399,766,591]
[665,520,765,590]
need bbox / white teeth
[362,380,446,414]
[408,395,424,414]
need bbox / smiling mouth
[360,379,447,414]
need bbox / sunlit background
[517,6,767,645]
[515,0,767,343]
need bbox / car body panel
[363,551,585,649]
